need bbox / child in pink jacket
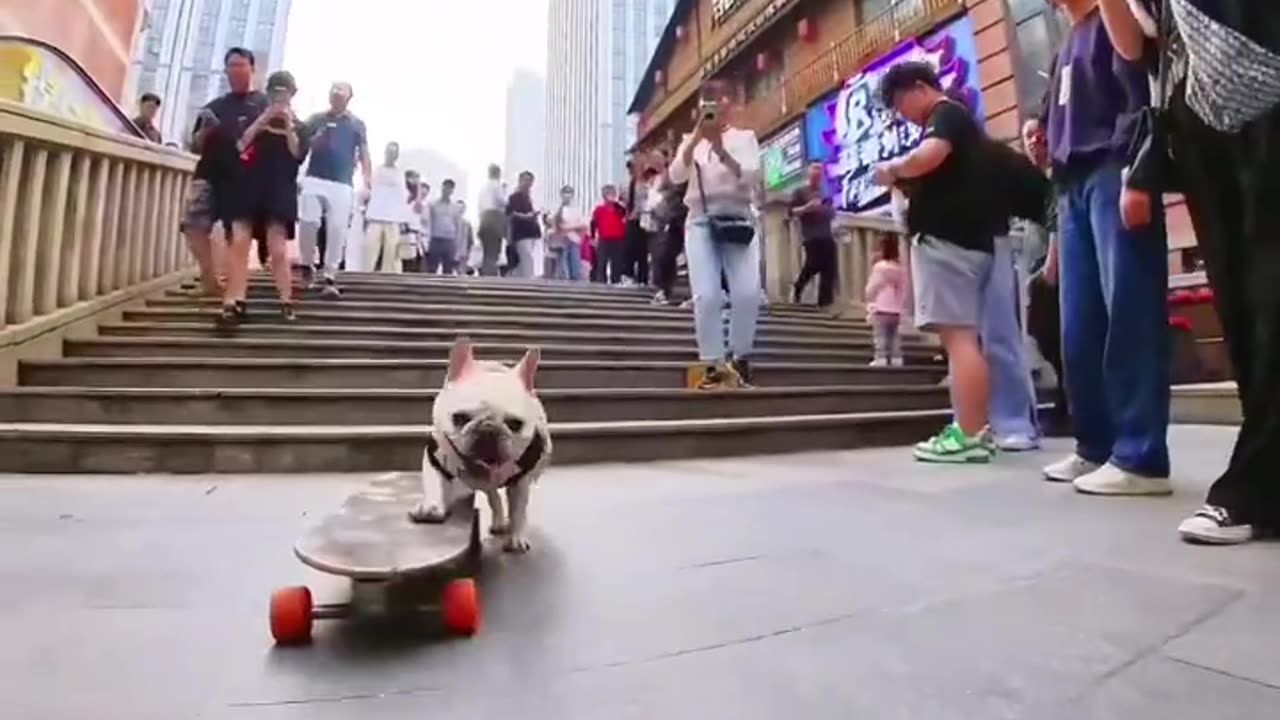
[864,235,907,367]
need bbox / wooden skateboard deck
[294,471,479,581]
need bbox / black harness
[426,431,547,488]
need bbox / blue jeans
[685,217,761,362]
[546,245,582,280]
[1058,162,1170,477]
[560,243,584,280]
[985,237,1039,439]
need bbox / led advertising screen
[804,15,984,213]
[760,120,806,191]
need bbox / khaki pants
[365,221,402,273]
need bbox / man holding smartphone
[297,82,373,297]
[184,47,267,302]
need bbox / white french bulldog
[409,337,552,553]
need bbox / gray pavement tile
[1163,591,1280,689]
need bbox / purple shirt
[1043,10,1150,178]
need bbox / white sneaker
[1042,454,1101,483]
[1178,505,1254,545]
[889,356,904,367]
[1073,462,1172,496]
[869,358,887,368]
[997,434,1040,452]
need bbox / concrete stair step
[95,321,935,352]
[122,306,902,339]
[19,357,946,389]
[0,384,953,425]
[0,409,952,473]
[62,336,938,365]
[222,272,654,297]
[174,282,853,318]
[1171,382,1241,425]
[145,296,877,331]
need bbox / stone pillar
[0,138,26,329]
[9,146,49,325]
[100,160,125,294]
[61,152,93,307]
[35,150,74,316]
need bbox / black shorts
[215,173,298,240]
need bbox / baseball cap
[265,71,296,94]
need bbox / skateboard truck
[270,490,484,646]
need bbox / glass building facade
[129,0,292,145]
[546,0,669,209]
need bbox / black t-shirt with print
[193,91,269,182]
[506,190,541,241]
[902,100,994,253]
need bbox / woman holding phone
[221,70,310,324]
[667,80,763,389]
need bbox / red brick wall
[0,0,145,101]
[966,0,1020,142]
[784,0,857,75]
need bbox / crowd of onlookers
[865,0,1280,548]
[154,0,1279,547]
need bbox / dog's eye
[451,412,473,428]
[504,417,525,433]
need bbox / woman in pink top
[864,235,907,367]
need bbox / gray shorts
[910,234,994,331]
[179,179,214,233]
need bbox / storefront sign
[804,15,984,213]
[712,0,751,26]
[761,121,806,191]
[0,38,133,134]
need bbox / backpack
[977,137,1053,228]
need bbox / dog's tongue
[481,460,518,484]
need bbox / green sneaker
[913,423,993,463]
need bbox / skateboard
[269,472,483,645]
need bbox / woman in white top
[551,184,589,281]
[667,80,762,389]
[363,141,409,273]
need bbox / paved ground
[1,425,1276,719]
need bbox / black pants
[1027,274,1069,430]
[593,240,627,284]
[652,224,685,297]
[623,221,651,284]
[1170,88,1280,528]
[502,238,521,276]
[793,235,837,307]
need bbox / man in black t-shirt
[505,171,541,278]
[182,47,267,299]
[789,162,838,308]
[873,61,996,464]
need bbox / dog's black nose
[470,426,503,464]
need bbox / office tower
[545,0,669,208]
[129,0,293,143]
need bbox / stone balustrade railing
[761,203,917,323]
[0,100,195,332]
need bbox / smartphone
[699,99,719,124]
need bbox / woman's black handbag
[1125,0,1181,193]
[694,162,755,245]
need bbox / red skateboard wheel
[440,578,481,636]
[269,585,314,645]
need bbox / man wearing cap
[219,69,310,324]
[297,82,372,297]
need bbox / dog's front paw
[408,503,448,524]
[502,534,531,553]
[489,521,511,536]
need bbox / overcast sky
[282,0,548,201]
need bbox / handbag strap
[693,161,709,213]
[1155,0,1174,109]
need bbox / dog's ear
[514,346,540,392]
[446,337,475,382]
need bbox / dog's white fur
[408,338,551,553]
